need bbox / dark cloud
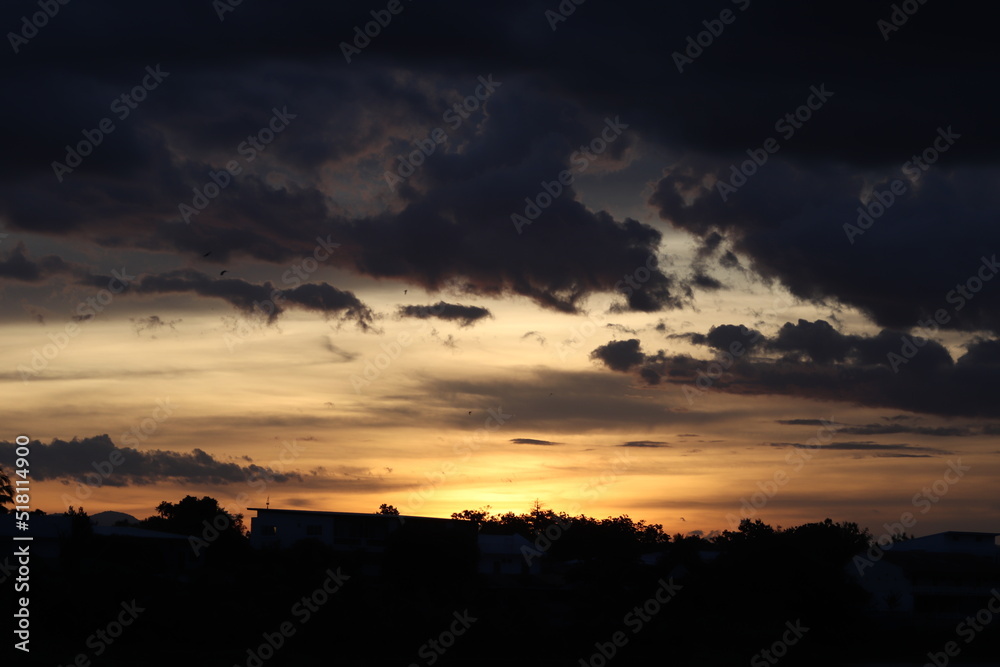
[0,435,303,487]
[2,0,997,376]
[130,315,181,336]
[521,331,546,346]
[620,441,669,448]
[591,320,1000,418]
[775,419,844,427]
[322,337,358,362]
[769,441,950,456]
[689,324,765,354]
[858,423,980,438]
[639,367,662,385]
[770,319,855,364]
[510,438,559,446]
[0,243,88,283]
[606,323,638,335]
[131,269,373,328]
[777,419,975,438]
[398,301,492,327]
[650,160,1000,337]
[590,339,645,372]
[872,453,934,458]
[689,272,724,291]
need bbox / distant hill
[90,510,140,526]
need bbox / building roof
[892,531,999,554]
[248,507,459,522]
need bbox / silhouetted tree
[64,505,89,525]
[451,503,668,565]
[142,495,246,536]
[376,503,399,515]
[450,506,492,523]
[0,465,13,513]
[61,506,93,563]
[140,495,248,564]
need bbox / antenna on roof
[266,496,270,509]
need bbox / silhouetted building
[852,531,1000,621]
[248,507,488,577]
[478,532,541,575]
[248,507,449,550]
[0,513,72,561]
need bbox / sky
[1,0,999,540]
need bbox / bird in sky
[202,251,212,257]
[404,289,407,294]
[468,410,472,415]
[220,270,228,276]
[680,517,686,522]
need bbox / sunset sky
[2,0,998,540]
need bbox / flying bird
[468,410,472,415]
[203,251,212,257]
[220,270,228,276]
[404,289,407,294]
[680,517,686,522]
